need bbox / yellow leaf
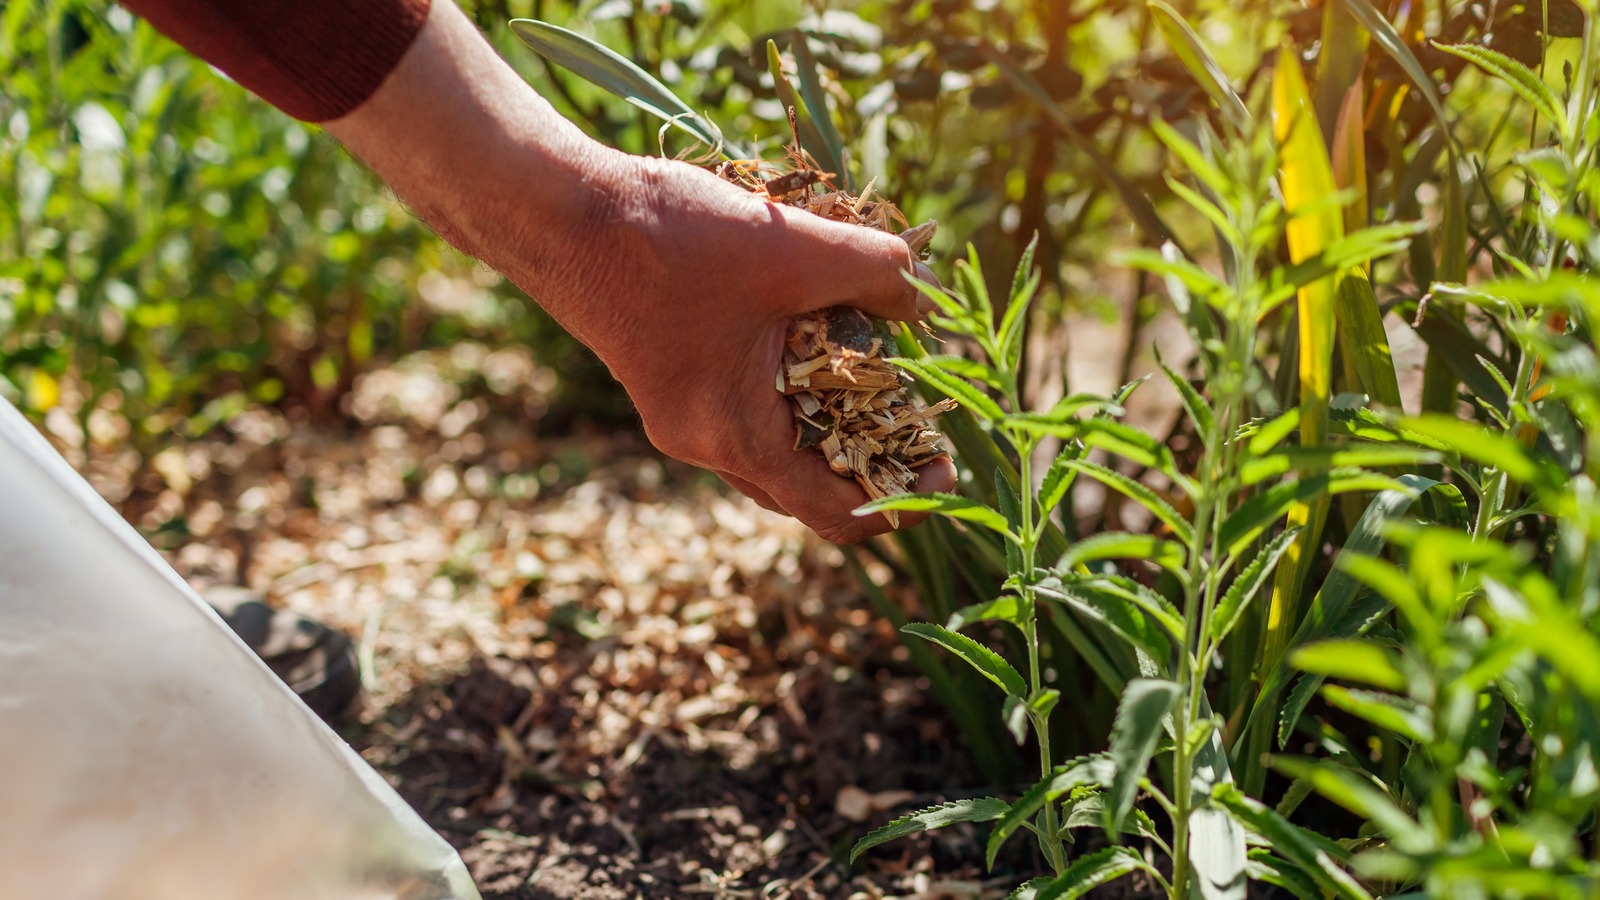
[1265,44,1338,669]
[27,369,59,411]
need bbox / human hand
[524,154,957,542]
[327,1,954,542]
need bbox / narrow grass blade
[789,30,849,188]
[510,19,727,153]
[986,756,1114,868]
[765,39,832,172]
[1315,1,1368,146]
[1333,0,1450,132]
[1265,44,1339,670]
[1148,0,1250,131]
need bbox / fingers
[716,470,783,514]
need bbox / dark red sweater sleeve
[120,0,432,122]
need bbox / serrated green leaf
[1322,685,1432,742]
[986,756,1114,868]
[1434,42,1567,137]
[1398,415,1548,486]
[1114,247,1230,298]
[1026,846,1144,900]
[903,622,1027,698]
[1269,757,1430,852]
[1156,358,1214,441]
[1106,679,1181,836]
[1220,470,1404,558]
[924,354,1005,390]
[998,268,1040,373]
[1166,175,1242,244]
[1240,445,1441,485]
[1247,410,1302,455]
[1057,532,1187,577]
[891,357,1007,421]
[1062,459,1195,547]
[1039,446,1083,519]
[954,246,994,330]
[947,594,1027,630]
[1034,575,1181,662]
[855,492,1013,537]
[1211,527,1300,643]
[1059,791,1160,840]
[849,797,1010,862]
[1212,784,1372,900]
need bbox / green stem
[1017,435,1068,875]
[1174,236,1259,898]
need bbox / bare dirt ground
[49,345,1048,899]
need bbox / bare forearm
[324,2,629,341]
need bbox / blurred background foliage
[6,0,1575,453]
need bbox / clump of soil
[719,151,953,522]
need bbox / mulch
[49,344,1049,899]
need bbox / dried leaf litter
[718,155,954,525]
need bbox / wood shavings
[721,145,953,525]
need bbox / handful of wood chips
[719,155,954,524]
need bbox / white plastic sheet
[0,396,480,900]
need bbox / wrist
[325,0,634,309]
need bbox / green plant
[842,0,1600,895]
[845,57,1442,887]
[1,0,607,454]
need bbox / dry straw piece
[718,151,954,525]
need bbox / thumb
[784,215,932,322]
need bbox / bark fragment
[731,154,953,526]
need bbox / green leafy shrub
[1,1,608,453]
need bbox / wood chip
[721,145,951,524]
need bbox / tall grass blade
[1315,1,1368,146]
[765,39,833,173]
[788,31,848,188]
[510,19,729,153]
[1333,0,1450,133]
[1330,84,1369,240]
[1264,44,1339,672]
[1148,1,1250,131]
